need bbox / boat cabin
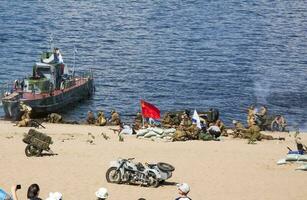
[23,51,70,94]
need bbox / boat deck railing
[0,82,13,98]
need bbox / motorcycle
[105,158,175,187]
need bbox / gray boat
[1,49,94,120]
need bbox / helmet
[95,187,108,199]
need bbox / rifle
[109,128,121,134]
[31,119,46,129]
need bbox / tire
[148,172,159,188]
[157,162,175,172]
[25,145,42,157]
[106,167,121,184]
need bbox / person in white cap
[45,192,62,200]
[175,183,191,200]
[95,187,108,200]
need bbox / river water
[0,1,307,129]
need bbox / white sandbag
[136,129,149,137]
[296,164,307,171]
[277,158,287,165]
[120,125,133,135]
[152,127,164,135]
[297,155,307,161]
[144,131,158,138]
[285,154,300,161]
[163,128,176,134]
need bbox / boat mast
[73,45,77,77]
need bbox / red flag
[141,99,160,119]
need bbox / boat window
[36,67,50,78]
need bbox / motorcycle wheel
[157,162,175,172]
[148,173,159,188]
[106,167,121,184]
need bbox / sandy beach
[0,120,306,200]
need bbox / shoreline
[1,120,306,200]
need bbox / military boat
[1,49,94,120]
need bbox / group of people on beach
[16,100,289,145]
[2,182,192,200]
[131,105,287,143]
[86,110,121,126]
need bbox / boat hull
[2,77,94,120]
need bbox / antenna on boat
[73,45,77,77]
[49,34,54,51]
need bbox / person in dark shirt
[27,184,42,200]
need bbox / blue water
[1,1,307,129]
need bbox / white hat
[45,192,62,200]
[177,183,190,194]
[232,120,237,124]
[95,187,108,199]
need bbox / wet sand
[0,120,306,200]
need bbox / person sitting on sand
[46,113,63,124]
[133,112,143,130]
[95,187,108,200]
[27,184,42,200]
[175,183,191,200]
[207,123,221,139]
[109,110,121,126]
[232,120,246,138]
[95,111,107,126]
[87,111,95,125]
[295,132,307,154]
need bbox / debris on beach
[86,132,95,144]
[118,134,124,142]
[88,132,95,140]
[86,139,95,144]
[101,132,110,140]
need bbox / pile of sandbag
[136,127,176,141]
[277,153,307,171]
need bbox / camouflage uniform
[232,120,246,138]
[173,124,200,141]
[172,114,181,126]
[95,111,107,126]
[216,119,227,136]
[48,113,63,123]
[17,118,30,127]
[110,110,121,125]
[134,112,143,130]
[186,124,200,139]
[172,129,188,141]
[247,105,255,128]
[18,102,32,127]
[162,112,172,128]
[20,102,32,120]
[180,114,192,128]
[244,124,274,143]
[86,111,95,124]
